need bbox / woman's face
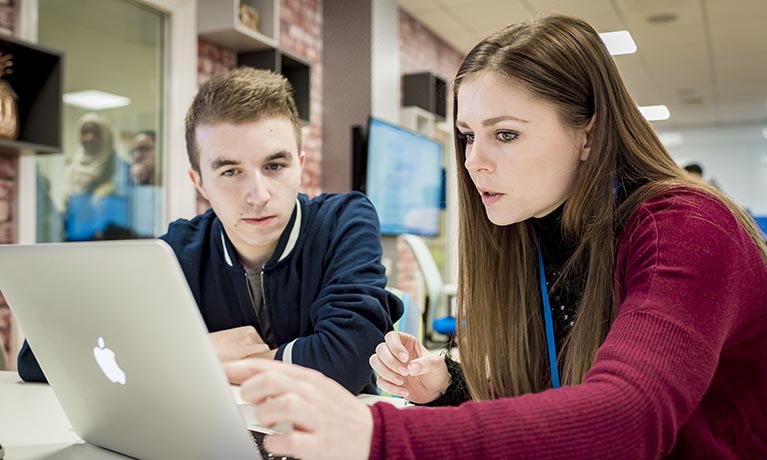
[80,121,104,155]
[457,71,593,226]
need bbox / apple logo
[93,337,126,385]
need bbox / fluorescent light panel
[599,30,637,55]
[63,90,131,110]
[639,105,671,121]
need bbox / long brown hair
[453,14,767,400]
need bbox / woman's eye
[459,133,475,144]
[496,131,517,142]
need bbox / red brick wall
[399,8,464,116]
[196,0,323,214]
[0,0,17,368]
[396,8,463,314]
[280,0,322,198]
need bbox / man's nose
[246,171,271,206]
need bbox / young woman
[224,15,767,460]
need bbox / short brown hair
[185,67,302,171]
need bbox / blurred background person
[129,130,157,186]
[683,162,703,180]
[683,162,721,190]
[128,129,161,238]
[63,113,132,241]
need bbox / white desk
[0,371,407,459]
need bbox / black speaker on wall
[402,72,447,120]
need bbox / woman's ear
[580,115,596,161]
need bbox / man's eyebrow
[264,151,293,162]
[208,151,294,170]
[209,158,240,170]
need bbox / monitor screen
[365,117,443,236]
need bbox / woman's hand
[224,359,372,460]
[369,331,450,403]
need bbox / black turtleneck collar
[529,201,566,240]
[528,201,584,342]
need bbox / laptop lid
[0,240,261,460]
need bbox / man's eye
[222,169,237,177]
[266,163,283,171]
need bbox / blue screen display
[365,118,443,236]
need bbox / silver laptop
[0,240,269,460]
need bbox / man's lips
[242,216,275,224]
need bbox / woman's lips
[481,191,504,206]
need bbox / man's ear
[297,151,306,186]
[580,115,596,162]
[188,168,209,201]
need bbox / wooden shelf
[198,0,279,52]
[0,34,63,156]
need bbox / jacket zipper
[260,269,268,313]
[244,269,269,340]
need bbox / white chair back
[401,234,446,339]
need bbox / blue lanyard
[537,234,561,389]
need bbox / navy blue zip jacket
[18,192,403,395]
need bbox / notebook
[0,240,280,460]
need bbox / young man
[18,68,403,395]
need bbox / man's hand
[209,326,270,363]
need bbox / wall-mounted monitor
[363,117,443,237]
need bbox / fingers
[384,331,411,362]
[263,431,315,460]
[373,342,409,376]
[224,358,308,385]
[223,359,262,385]
[255,392,318,432]
[407,354,440,376]
[375,375,409,398]
[368,354,405,385]
[238,360,327,404]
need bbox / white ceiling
[399,0,767,130]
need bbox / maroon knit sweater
[370,189,767,459]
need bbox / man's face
[130,133,157,185]
[190,118,304,267]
